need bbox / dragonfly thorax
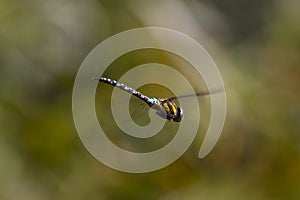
[151,98,184,122]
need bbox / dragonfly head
[173,107,184,122]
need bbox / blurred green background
[1,0,299,199]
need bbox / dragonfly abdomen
[95,77,154,106]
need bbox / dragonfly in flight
[94,77,221,122]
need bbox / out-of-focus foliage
[0,0,299,199]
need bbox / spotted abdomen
[94,77,154,106]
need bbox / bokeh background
[1,0,299,199]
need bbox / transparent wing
[168,88,224,100]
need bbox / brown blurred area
[0,0,299,199]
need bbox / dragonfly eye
[179,107,184,118]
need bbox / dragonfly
[94,77,221,122]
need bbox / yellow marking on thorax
[162,101,178,116]
[172,104,177,115]
[163,102,170,113]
